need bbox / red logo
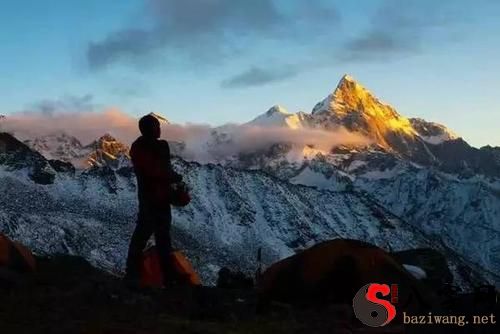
[352,283,398,327]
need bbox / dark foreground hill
[0,256,356,334]
[1,256,497,334]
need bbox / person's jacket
[130,136,182,211]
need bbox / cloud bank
[1,108,369,164]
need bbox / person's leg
[153,208,177,285]
[125,216,153,280]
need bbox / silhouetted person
[125,114,182,287]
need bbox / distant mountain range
[0,76,498,287]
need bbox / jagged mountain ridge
[85,133,130,168]
[247,75,457,157]
[0,132,56,184]
[2,75,499,288]
[24,132,84,161]
[0,133,491,287]
[19,110,168,169]
[23,132,129,169]
[207,75,500,178]
[200,75,500,286]
[19,76,499,178]
[409,118,458,145]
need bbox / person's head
[138,114,161,139]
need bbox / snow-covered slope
[24,132,84,162]
[410,118,458,145]
[0,145,490,286]
[352,158,500,280]
[227,145,500,285]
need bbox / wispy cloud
[24,94,96,116]
[86,0,338,70]
[221,65,299,88]
[85,0,493,88]
[341,0,473,62]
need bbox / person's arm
[161,140,183,183]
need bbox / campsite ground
[0,256,390,333]
[0,256,496,334]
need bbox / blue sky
[1,0,499,147]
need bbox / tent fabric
[0,233,36,273]
[140,246,201,288]
[257,239,432,311]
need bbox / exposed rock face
[84,134,130,168]
[409,118,458,144]
[48,159,76,174]
[24,132,130,170]
[429,139,500,177]
[0,132,55,184]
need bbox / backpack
[169,181,191,207]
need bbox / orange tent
[0,233,36,274]
[257,239,432,312]
[140,246,201,288]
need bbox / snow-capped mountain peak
[84,134,130,168]
[247,105,309,129]
[312,74,403,120]
[23,132,84,162]
[266,105,290,116]
[238,75,467,166]
[311,75,417,153]
[312,74,367,115]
